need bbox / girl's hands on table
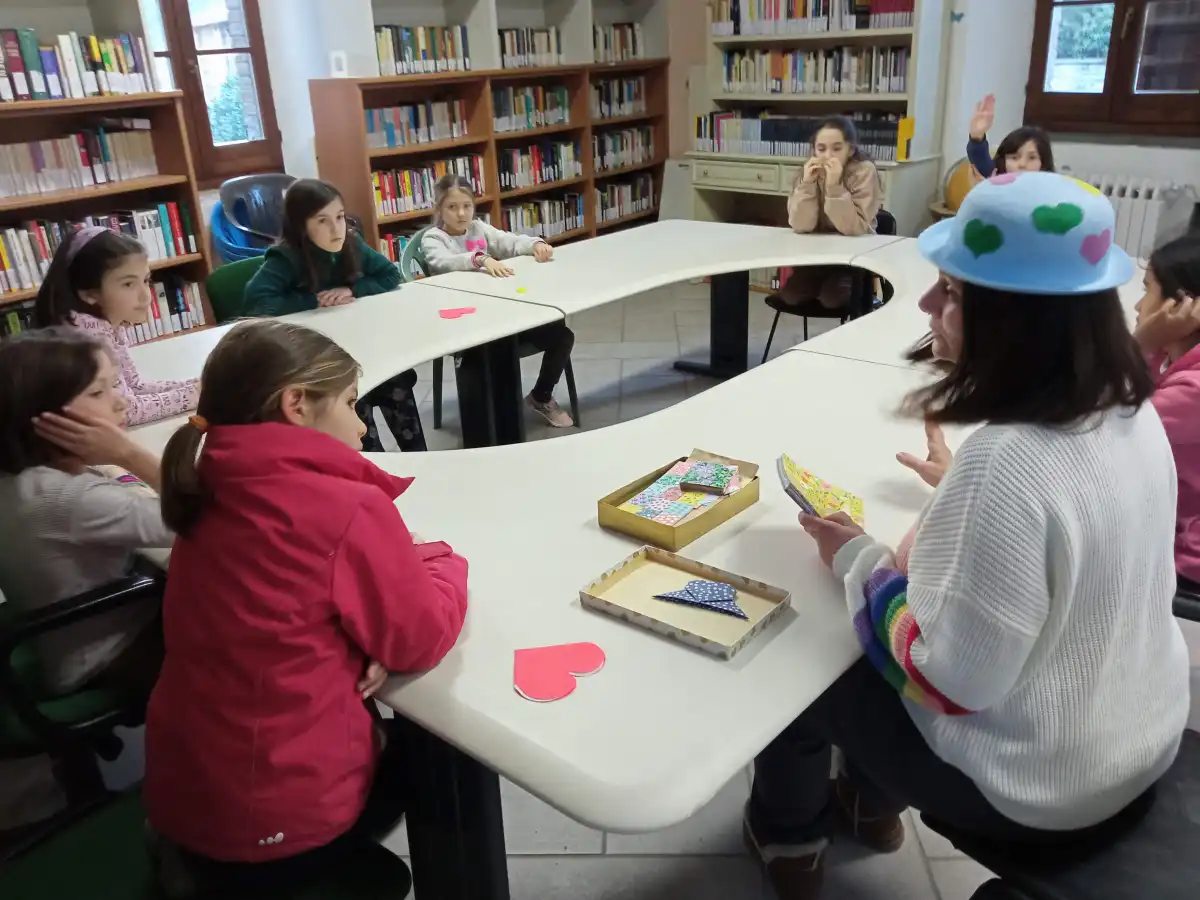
[483,257,515,278]
[317,287,354,307]
[897,421,953,488]
[532,242,553,263]
[800,511,866,569]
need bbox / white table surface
[785,237,1148,369]
[128,281,562,454]
[419,219,905,317]
[368,349,949,833]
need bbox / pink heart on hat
[989,173,1019,185]
[1080,229,1112,266]
[439,307,477,319]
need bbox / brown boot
[743,815,827,900]
[834,775,906,853]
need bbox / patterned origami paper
[681,461,736,492]
[777,454,865,525]
[653,579,748,619]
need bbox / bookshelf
[310,58,669,254]
[688,0,950,237]
[0,91,214,342]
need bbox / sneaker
[743,812,827,900]
[526,394,573,428]
[834,775,906,853]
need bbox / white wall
[259,0,377,178]
[939,0,1199,189]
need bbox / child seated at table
[420,173,576,427]
[966,94,1055,181]
[0,327,170,697]
[35,227,198,426]
[144,319,469,898]
[1131,233,1200,589]
[243,177,426,452]
[775,115,884,312]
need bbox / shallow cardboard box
[597,450,759,551]
[580,547,791,659]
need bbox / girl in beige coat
[777,116,883,310]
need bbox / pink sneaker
[526,394,573,428]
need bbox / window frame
[1025,0,1200,137]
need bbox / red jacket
[144,424,468,862]
[1150,345,1200,583]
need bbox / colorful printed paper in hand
[654,579,748,619]
[679,461,737,495]
[777,454,865,525]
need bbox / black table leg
[674,270,750,380]
[455,336,525,448]
[398,720,510,900]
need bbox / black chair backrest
[875,209,897,236]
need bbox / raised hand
[969,95,996,141]
[896,421,953,488]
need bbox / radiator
[1066,172,1198,262]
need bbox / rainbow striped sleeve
[850,567,973,715]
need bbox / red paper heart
[439,307,477,319]
[513,642,606,702]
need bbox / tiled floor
[378,280,1200,899]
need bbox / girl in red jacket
[144,319,468,896]
[1133,233,1200,587]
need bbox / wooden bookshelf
[0,92,215,332]
[310,60,669,249]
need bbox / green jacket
[242,233,402,318]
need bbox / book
[374,24,470,74]
[1,30,30,101]
[594,173,655,222]
[373,154,486,216]
[16,29,47,100]
[38,47,64,99]
[776,454,864,524]
[593,126,655,173]
[492,83,570,133]
[591,77,646,120]
[499,26,562,69]
[593,23,645,63]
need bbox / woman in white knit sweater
[745,172,1191,900]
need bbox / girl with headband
[34,226,199,426]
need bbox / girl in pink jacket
[1133,235,1200,584]
[35,227,198,425]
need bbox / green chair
[0,791,411,900]
[0,572,165,859]
[203,257,266,324]
[402,226,582,430]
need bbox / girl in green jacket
[244,179,425,452]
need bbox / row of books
[591,77,648,121]
[593,127,655,173]
[498,141,583,192]
[372,156,486,217]
[493,85,570,134]
[693,112,909,161]
[0,205,198,297]
[500,27,564,69]
[720,46,909,95]
[0,30,164,103]
[376,213,493,269]
[374,25,471,75]
[0,124,159,199]
[595,175,655,223]
[501,196,585,240]
[593,23,646,64]
[2,276,206,343]
[711,0,915,36]
[364,100,469,150]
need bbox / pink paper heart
[439,307,477,319]
[513,642,606,702]
[1080,229,1112,266]
[988,173,1019,185]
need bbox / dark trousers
[357,369,427,453]
[520,322,574,403]
[179,714,409,896]
[750,658,1085,847]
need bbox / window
[1026,0,1200,136]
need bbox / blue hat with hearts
[918,171,1133,295]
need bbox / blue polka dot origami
[654,579,748,619]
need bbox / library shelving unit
[309,58,669,251]
[0,92,214,341]
[688,0,950,238]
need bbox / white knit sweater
[834,405,1191,830]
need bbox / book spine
[16,29,47,100]
[39,47,64,99]
[157,202,177,257]
[69,33,96,96]
[1,31,30,100]
[166,202,186,256]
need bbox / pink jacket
[69,312,198,426]
[1150,344,1200,582]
